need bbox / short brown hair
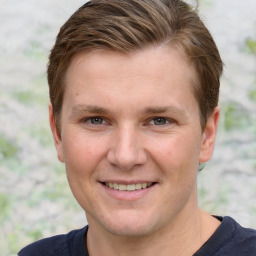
[47,0,223,132]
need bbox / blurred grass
[246,37,256,104]
[246,38,256,55]
[223,101,252,131]
[0,135,19,159]
[0,193,11,223]
[29,125,53,147]
[12,75,48,106]
[198,181,231,214]
[249,89,256,103]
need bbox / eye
[150,117,170,125]
[85,116,105,125]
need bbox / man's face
[50,46,218,237]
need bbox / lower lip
[100,183,157,201]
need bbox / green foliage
[29,125,52,147]
[22,25,49,60]
[23,40,47,60]
[0,135,19,159]
[246,38,256,55]
[198,179,231,214]
[249,88,256,103]
[199,0,213,7]
[27,189,45,207]
[212,184,230,210]
[7,230,21,254]
[13,75,48,107]
[246,37,256,104]
[223,101,251,131]
[0,193,11,223]
[28,229,43,241]
[13,91,35,105]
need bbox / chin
[107,224,154,237]
[98,211,160,237]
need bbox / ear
[49,103,65,163]
[199,107,220,163]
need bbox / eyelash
[82,116,106,125]
[81,116,174,126]
[147,117,174,126]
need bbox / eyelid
[80,116,175,126]
[146,116,175,126]
[81,116,108,125]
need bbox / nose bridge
[107,123,147,170]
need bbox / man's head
[47,0,223,133]
[48,0,221,239]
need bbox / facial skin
[50,46,219,255]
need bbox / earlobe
[199,107,220,163]
[49,103,65,163]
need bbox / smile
[104,182,154,191]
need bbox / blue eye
[89,117,104,125]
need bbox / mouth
[102,182,156,191]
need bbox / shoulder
[216,216,256,255]
[195,216,256,256]
[227,217,256,253]
[18,226,88,256]
[222,216,256,239]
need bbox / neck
[86,209,220,256]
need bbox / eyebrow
[71,104,112,115]
[71,104,187,117]
[142,106,187,116]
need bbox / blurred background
[0,0,256,255]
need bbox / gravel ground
[0,0,256,255]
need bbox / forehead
[66,46,195,85]
[63,46,198,114]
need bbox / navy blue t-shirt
[18,216,256,256]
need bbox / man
[19,0,256,255]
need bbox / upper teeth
[105,182,153,191]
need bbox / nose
[107,125,148,170]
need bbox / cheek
[61,132,106,206]
[61,131,106,176]
[150,134,201,165]
[147,132,202,187]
